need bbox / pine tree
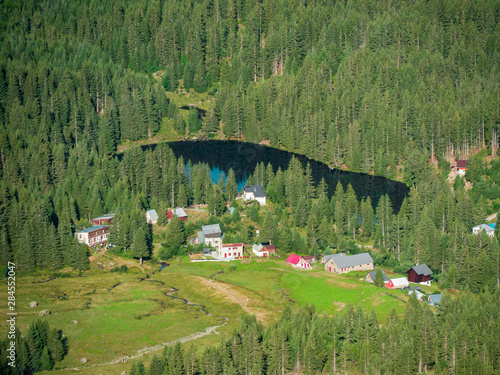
[132,226,149,264]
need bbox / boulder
[29,301,38,308]
[122,372,128,375]
[72,320,78,324]
[121,356,128,363]
[80,358,89,364]
[39,309,50,316]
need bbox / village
[70,184,459,310]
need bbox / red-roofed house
[264,244,276,255]
[286,254,311,269]
[456,160,467,176]
[167,208,188,222]
[302,255,317,263]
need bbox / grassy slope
[0,219,444,374]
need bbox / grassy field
[0,249,444,374]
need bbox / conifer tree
[132,226,149,265]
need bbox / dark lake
[143,140,409,211]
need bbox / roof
[229,207,235,214]
[202,224,222,236]
[367,270,389,283]
[77,225,109,233]
[223,243,243,248]
[147,209,158,221]
[474,223,495,232]
[490,223,496,229]
[286,254,301,265]
[92,213,115,221]
[252,244,265,252]
[456,160,467,168]
[322,254,336,262]
[388,277,408,287]
[264,245,276,251]
[428,294,442,305]
[328,252,374,268]
[171,208,187,218]
[302,255,317,261]
[409,263,432,276]
[244,185,266,198]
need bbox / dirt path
[63,322,227,371]
[199,277,270,322]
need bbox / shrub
[120,265,128,273]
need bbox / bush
[120,265,128,273]
[111,266,120,273]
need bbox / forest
[0,0,499,373]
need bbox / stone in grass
[122,372,128,375]
[30,301,38,308]
[80,358,89,364]
[72,320,78,324]
[39,309,51,316]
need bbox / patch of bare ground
[326,279,358,289]
[198,277,272,324]
[333,301,346,311]
[370,297,385,306]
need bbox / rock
[80,358,89,364]
[97,262,102,265]
[72,320,78,324]
[30,301,38,308]
[39,309,51,316]
[122,372,128,375]
[109,262,115,266]
[121,356,128,363]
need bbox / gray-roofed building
[407,263,433,285]
[365,270,389,284]
[243,185,267,205]
[75,225,109,245]
[428,294,442,307]
[321,254,336,264]
[472,224,495,238]
[324,252,374,274]
[146,209,158,224]
[196,224,223,249]
[168,208,188,221]
[91,213,115,225]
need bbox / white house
[385,277,409,289]
[243,185,266,205]
[472,224,495,238]
[75,225,109,246]
[218,243,244,260]
[252,244,269,257]
[146,209,158,225]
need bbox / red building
[91,214,115,226]
[407,264,433,286]
[167,208,188,222]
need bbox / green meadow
[0,255,440,374]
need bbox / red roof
[264,245,276,253]
[222,243,243,247]
[456,160,467,168]
[286,254,301,264]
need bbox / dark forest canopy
[0,0,498,168]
